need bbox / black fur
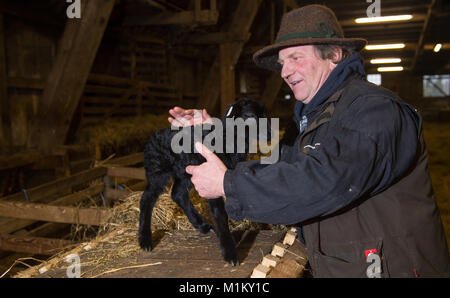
[138,98,268,265]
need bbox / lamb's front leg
[207,198,239,266]
[171,178,213,234]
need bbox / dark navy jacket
[223,76,450,277]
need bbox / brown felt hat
[253,5,367,72]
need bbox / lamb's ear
[225,106,233,117]
[222,104,234,123]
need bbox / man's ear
[331,47,343,65]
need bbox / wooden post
[220,42,235,116]
[261,73,283,112]
[27,0,116,153]
[0,13,11,153]
[197,0,261,114]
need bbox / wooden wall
[3,15,60,151]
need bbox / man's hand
[186,142,227,199]
[168,107,212,127]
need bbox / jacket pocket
[312,238,388,278]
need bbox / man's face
[278,45,337,104]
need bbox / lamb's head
[222,98,271,151]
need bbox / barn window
[423,74,450,97]
[367,74,382,86]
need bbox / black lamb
[138,98,269,266]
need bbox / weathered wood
[0,201,111,226]
[26,230,283,278]
[251,264,272,278]
[411,0,436,72]
[220,42,235,116]
[261,73,284,111]
[0,150,42,171]
[0,13,10,153]
[261,254,280,268]
[282,230,297,246]
[0,183,105,234]
[267,258,304,278]
[197,0,261,113]
[1,167,107,203]
[104,187,130,201]
[271,242,288,257]
[27,0,116,153]
[107,167,146,181]
[103,152,144,167]
[123,9,218,26]
[0,233,75,255]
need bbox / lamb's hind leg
[207,198,239,266]
[139,172,171,251]
[171,178,212,234]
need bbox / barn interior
[0,0,449,278]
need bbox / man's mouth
[291,80,302,86]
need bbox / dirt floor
[423,121,450,250]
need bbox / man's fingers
[186,165,195,175]
[194,142,217,162]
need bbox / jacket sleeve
[223,95,421,225]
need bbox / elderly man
[171,5,450,277]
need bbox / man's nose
[281,61,293,80]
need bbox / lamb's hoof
[199,223,213,234]
[138,235,153,252]
[223,249,240,266]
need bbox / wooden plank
[411,0,436,72]
[31,230,284,278]
[0,13,11,152]
[1,167,107,202]
[107,167,146,180]
[0,150,42,171]
[0,233,75,255]
[251,264,272,278]
[104,187,130,201]
[0,200,111,226]
[53,183,105,206]
[26,0,116,153]
[197,0,261,113]
[0,183,105,234]
[220,42,235,116]
[261,73,283,111]
[123,9,218,26]
[103,152,144,166]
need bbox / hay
[75,113,170,159]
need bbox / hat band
[276,22,339,43]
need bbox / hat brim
[253,37,367,72]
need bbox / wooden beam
[0,183,105,234]
[261,73,283,112]
[184,31,251,45]
[26,0,116,153]
[0,233,75,255]
[411,0,436,72]
[1,167,107,202]
[123,9,218,26]
[107,166,146,180]
[0,201,111,226]
[0,150,42,171]
[197,0,262,114]
[103,152,144,167]
[220,42,235,116]
[0,13,11,153]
